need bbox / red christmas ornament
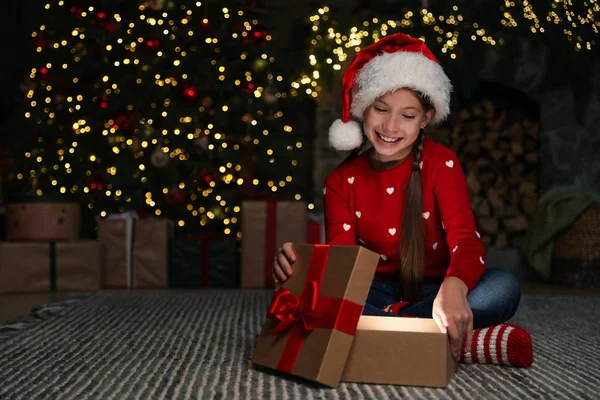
[99,95,109,109]
[204,173,215,184]
[97,11,107,20]
[39,67,50,80]
[183,87,197,99]
[199,170,216,189]
[70,7,84,18]
[146,39,161,50]
[243,26,268,45]
[242,81,255,95]
[181,84,200,102]
[114,113,136,131]
[166,189,184,204]
[88,175,106,191]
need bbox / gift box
[0,241,101,294]
[252,243,457,388]
[251,243,380,387]
[341,316,456,387]
[5,201,81,242]
[168,236,239,288]
[98,215,174,289]
[241,199,307,288]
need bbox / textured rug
[0,291,599,399]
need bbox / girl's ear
[421,109,435,129]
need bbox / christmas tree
[10,0,309,237]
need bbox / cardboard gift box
[98,215,174,289]
[168,236,239,288]
[342,316,456,387]
[0,241,101,294]
[252,243,379,387]
[241,199,307,288]
[5,201,81,242]
[251,243,457,388]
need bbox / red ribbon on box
[183,233,234,288]
[264,200,277,288]
[266,244,363,374]
[307,221,322,244]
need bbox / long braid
[411,130,426,172]
[400,129,426,301]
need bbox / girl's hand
[432,277,473,361]
[272,242,296,285]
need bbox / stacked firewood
[430,100,540,248]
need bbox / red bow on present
[267,281,321,335]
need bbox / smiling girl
[274,33,532,368]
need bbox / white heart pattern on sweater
[386,187,394,194]
[446,160,454,168]
[433,242,438,250]
[355,211,361,218]
[388,228,397,236]
[423,212,430,220]
[348,177,355,184]
[343,223,351,231]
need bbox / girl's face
[363,88,434,162]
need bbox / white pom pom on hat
[328,119,363,151]
[328,33,453,151]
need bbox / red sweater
[323,139,486,292]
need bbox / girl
[273,33,531,367]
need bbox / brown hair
[400,93,433,301]
[344,90,434,301]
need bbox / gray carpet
[0,291,599,399]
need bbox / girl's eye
[374,107,387,112]
[403,115,416,120]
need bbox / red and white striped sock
[460,323,533,368]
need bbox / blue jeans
[362,268,521,329]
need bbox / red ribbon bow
[267,281,320,335]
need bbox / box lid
[251,243,380,387]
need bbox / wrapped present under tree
[0,241,101,294]
[4,196,81,242]
[241,199,307,288]
[98,213,174,289]
[169,235,239,288]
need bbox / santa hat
[329,33,452,151]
